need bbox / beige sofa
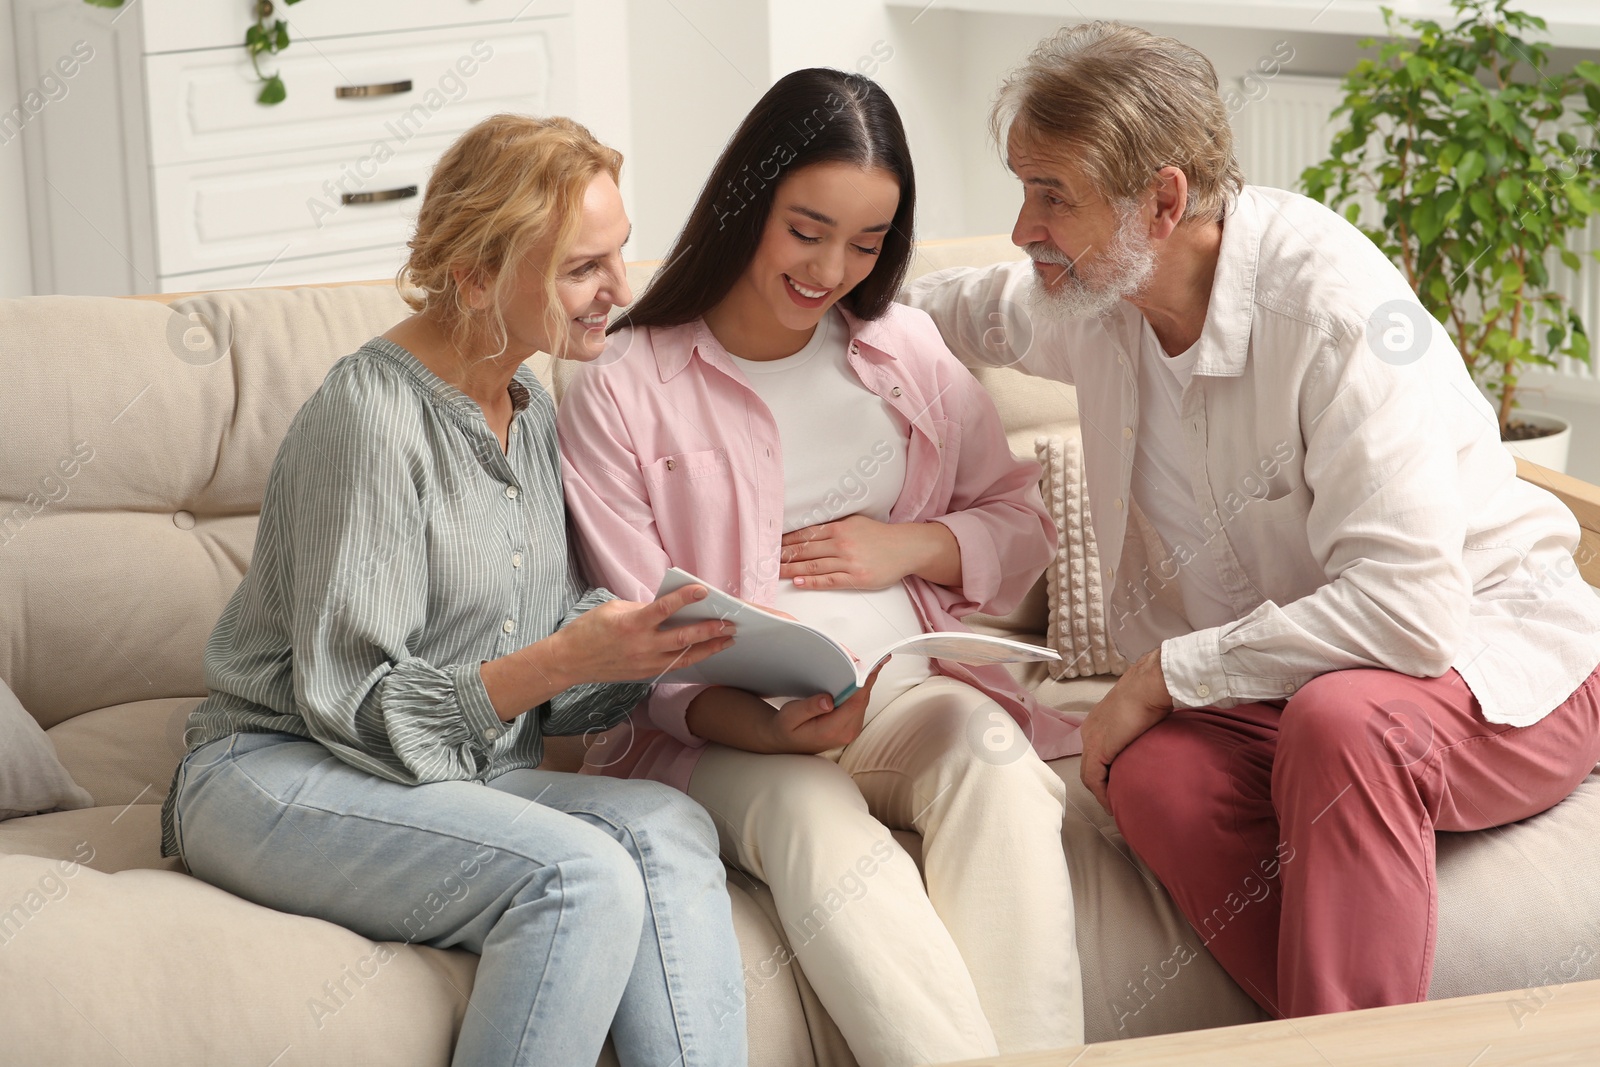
[3,236,1599,1067]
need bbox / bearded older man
[905,21,1600,1020]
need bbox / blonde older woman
[159,115,747,1067]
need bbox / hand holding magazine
[653,567,1060,703]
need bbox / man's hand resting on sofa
[1080,649,1174,812]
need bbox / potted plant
[1300,0,1600,471]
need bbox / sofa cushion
[1430,771,1600,1001]
[4,752,1598,1057]
[0,851,478,1067]
[1044,755,1270,1040]
[0,805,180,874]
[0,677,92,820]
[46,698,202,808]
[0,813,823,1067]
[1041,756,1600,1038]
[0,288,411,729]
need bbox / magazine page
[653,569,858,699]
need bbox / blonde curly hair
[400,113,623,358]
[992,22,1243,222]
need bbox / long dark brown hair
[612,68,916,333]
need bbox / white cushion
[0,678,92,821]
[1036,434,1128,679]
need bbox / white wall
[571,0,635,227]
[765,3,969,246]
[947,14,1371,237]
[616,3,1373,254]
[624,0,767,260]
[1,0,36,296]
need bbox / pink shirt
[557,302,1085,792]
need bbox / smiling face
[1007,128,1156,320]
[499,172,634,361]
[711,161,901,358]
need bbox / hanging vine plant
[85,0,304,105]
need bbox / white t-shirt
[728,308,932,707]
[1130,316,1238,630]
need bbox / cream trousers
[688,676,1083,1067]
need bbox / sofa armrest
[1516,458,1600,589]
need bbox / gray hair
[992,22,1243,221]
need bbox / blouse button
[505,485,519,499]
[483,726,500,741]
[1123,426,1133,439]
[502,618,516,634]
[512,552,523,568]
[1283,682,1297,695]
[665,459,676,471]
[890,386,902,397]
[1114,498,1124,510]
[1196,683,1212,699]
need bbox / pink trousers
[1107,664,1600,1018]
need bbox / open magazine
[654,567,1060,702]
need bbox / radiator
[1231,73,1600,393]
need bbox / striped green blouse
[159,338,648,858]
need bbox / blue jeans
[171,731,747,1067]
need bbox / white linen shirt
[905,185,1600,725]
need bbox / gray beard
[1024,201,1156,322]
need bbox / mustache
[1024,242,1080,268]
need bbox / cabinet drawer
[152,138,477,276]
[159,245,413,295]
[145,20,568,166]
[138,0,569,55]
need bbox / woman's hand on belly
[780,515,962,590]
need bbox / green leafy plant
[83,0,304,105]
[1301,0,1600,436]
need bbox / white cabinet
[12,0,588,294]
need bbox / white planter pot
[1503,409,1572,474]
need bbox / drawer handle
[336,79,414,99]
[341,186,418,206]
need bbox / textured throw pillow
[0,677,94,820]
[1036,434,1129,680]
